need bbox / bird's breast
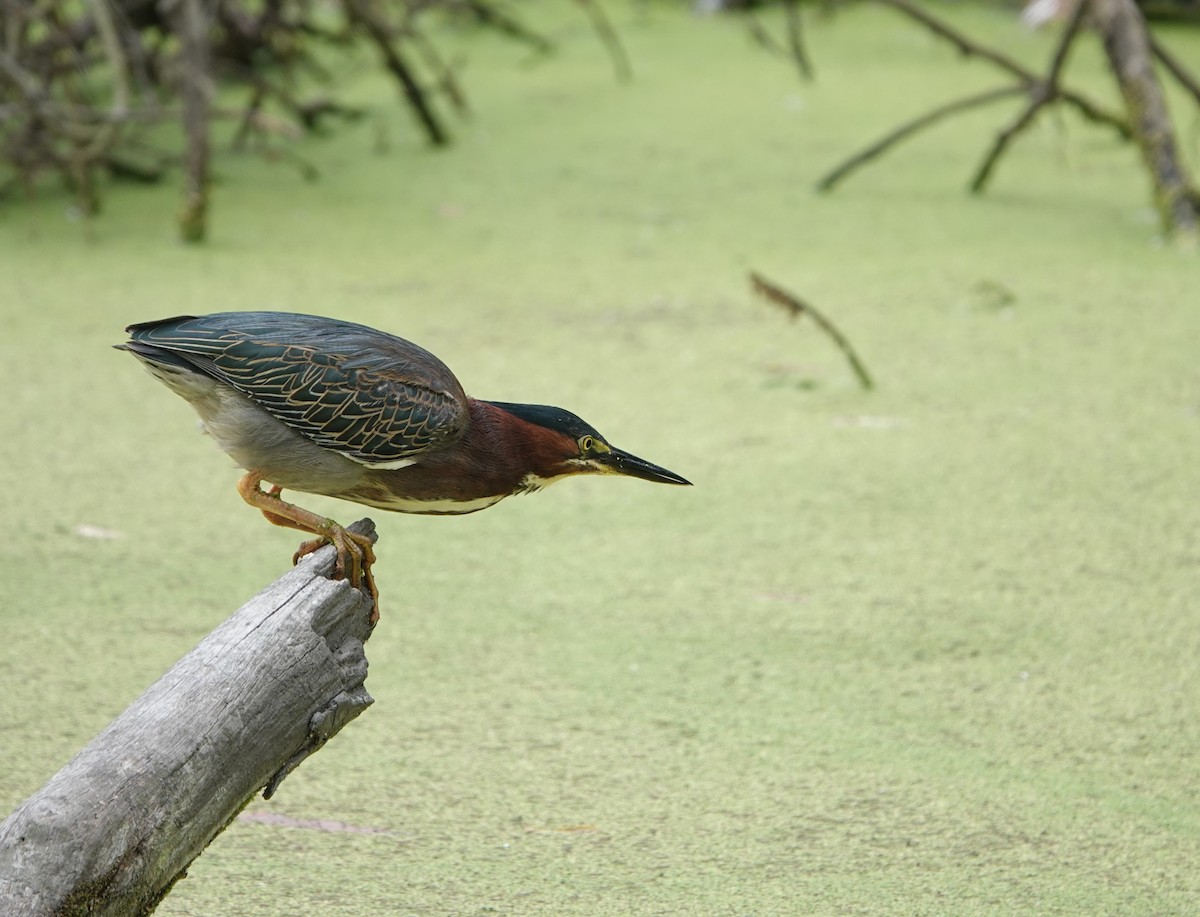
[347,488,508,516]
[345,458,517,515]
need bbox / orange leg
[237,472,379,625]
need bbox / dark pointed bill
[600,447,692,486]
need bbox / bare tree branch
[345,0,450,146]
[875,0,1129,137]
[969,0,1090,193]
[818,85,1025,192]
[1149,33,1200,109]
[575,0,632,83]
[782,0,814,81]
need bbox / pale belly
[350,492,509,516]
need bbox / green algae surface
[2,4,1199,914]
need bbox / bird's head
[486,402,692,489]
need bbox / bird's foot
[237,474,380,625]
[295,524,380,627]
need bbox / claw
[293,536,327,566]
[293,523,379,626]
[238,472,381,626]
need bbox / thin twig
[875,0,1129,138]
[781,0,814,81]
[969,0,1089,193]
[876,0,1036,78]
[1149,34,1200,108]
[745,13,786,56]
[968,95,1046,194]
[1045,0,1090,81]
[817,85,1024,192]
[575,0,632,83]
[459,0,555,54]
[231,84,267,151]
[344,0,449,145]
[749,271,874,391]
[407,21,470,115]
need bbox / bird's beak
[597,447,692,486]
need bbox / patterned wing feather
[126,313,469,465]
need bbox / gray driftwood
[0,519,378,916]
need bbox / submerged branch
[749,271,874,391]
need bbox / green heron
[117,312,690,624]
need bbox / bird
[116,312,691,624]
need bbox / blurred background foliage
[3,0,1199,240]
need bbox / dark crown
[486,402,602,440]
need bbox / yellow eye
[578,435,611,455]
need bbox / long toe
[323,524,370,595]
[293,523,378,623]
[355,538,380,626]
[342,529,379,625]
[293,536,329,566]
[365,577,380,627]
[339,534,363,587]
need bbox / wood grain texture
[0,520,378,916]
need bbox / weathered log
[0,520,378,917]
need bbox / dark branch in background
[749,271,874,391]
[817,0,1123,193]
[575,0,632,83]
[817,85,1025,192]
[408,22,470,115]
[457,0,556,54]
[816,0,1200,241]
[969,0,1090,193]
[345,0,450,146]
[782,0,815,81]
[876,0,1128,136]
[742,0,814,81]
[875,0,1027,76]
[1148,34,1200,109]
[745,12,787,56]
[1,0,630,237]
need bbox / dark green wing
[126,312,469,466]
